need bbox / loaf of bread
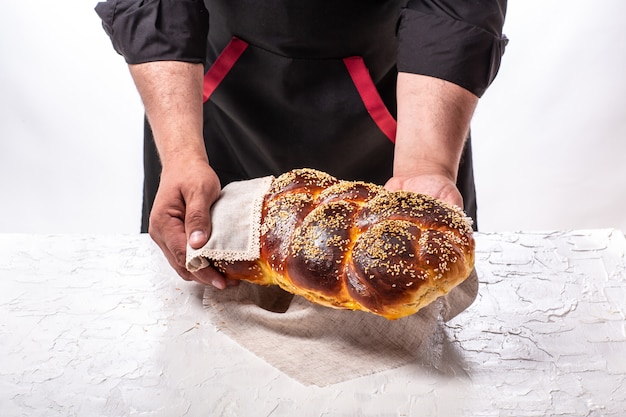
[211,168,475,320]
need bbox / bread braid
[212,168,475,319]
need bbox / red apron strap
[203,37,249,103]
[343,57,397,143]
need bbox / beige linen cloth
[187,177,478,387]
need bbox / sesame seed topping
[226,168,475,319]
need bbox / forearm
[129,61,222,286]
[393,72,479,182]
[129,61,207,168]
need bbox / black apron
[142,0,477,231]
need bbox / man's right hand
[148,159,228,288]
[128,61,230,288]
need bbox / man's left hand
[384,173,463,209]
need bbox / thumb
[185,193,214,250]
[188,229,209,250]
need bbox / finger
[148,206,198,280]
[153,237,195,282]
[155,216,227,289]
[437,183,464,210]
[159,231,227,288]
[191,266,228,289]
[152,225,229,288]
[188,230,208,250]
[157,216,196,279]
[185,188,217,250]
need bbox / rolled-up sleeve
[397,0,508,97]
[95,0,209,64]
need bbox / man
[95,0,507,289]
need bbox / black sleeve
[397,0,508,97]
[94,0,209,65]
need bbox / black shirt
[95,0,508,230]
[96,0,507,97]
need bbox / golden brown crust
[214,168,475,319]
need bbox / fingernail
[211,278,225,290]
[189,231,207,247]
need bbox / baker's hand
[384,172,464,210]
[148,159,229,289]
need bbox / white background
[1,1,625,234]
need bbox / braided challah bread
[211,168,475,320]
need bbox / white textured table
[1,230,625,416]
